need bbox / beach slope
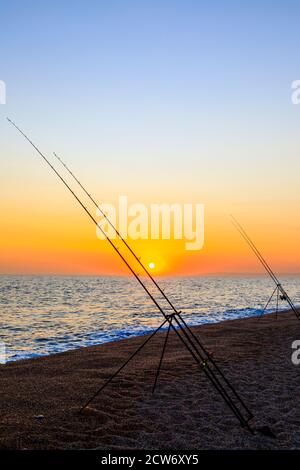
[1,310,300,449]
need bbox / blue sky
[1,1,300,175]
[2,0,300,197]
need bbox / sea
[1,275,300,362]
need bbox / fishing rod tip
[230,214,239,225]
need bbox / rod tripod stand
[258,283,291,321]
[231,216,300,322]
[80,310,254,433]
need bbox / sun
[148,262,155,270]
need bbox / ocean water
[1,275,300,362]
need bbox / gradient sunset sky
[1,1,300,276]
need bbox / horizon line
[1,272,300,278]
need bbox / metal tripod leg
[152,317,172,394]
[258,285,278,322]
[79,318,168,413]
[276,286,279,320]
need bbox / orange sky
[1,173,300,276]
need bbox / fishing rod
[231,215,300,320]
[53,151,180,315]
[231,216,279,284]
[7,117,254,431]
[6,119,172,322]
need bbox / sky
[1,0,300,276]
